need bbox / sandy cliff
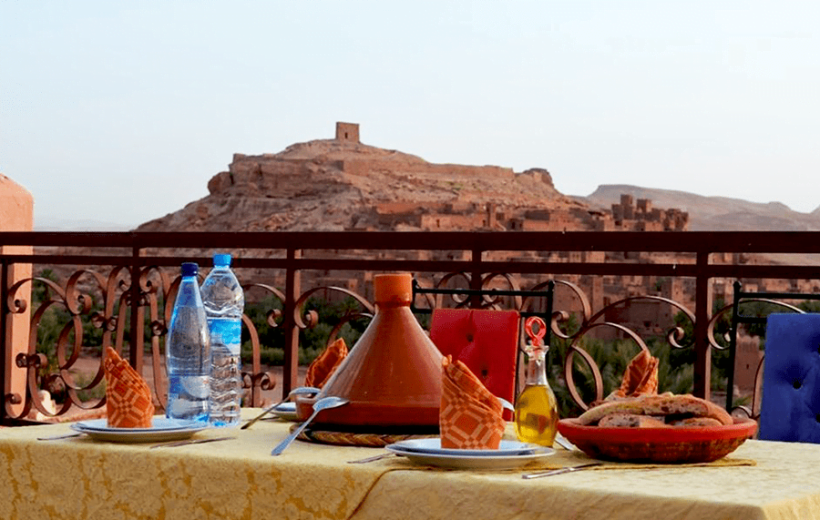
[136,137,584,232]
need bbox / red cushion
[430,309,520,419]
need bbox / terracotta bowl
[557,417,758,463]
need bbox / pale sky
[2,1,819,230]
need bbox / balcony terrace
[2,230,819,426]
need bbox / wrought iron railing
[2,231,819,425]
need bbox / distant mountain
[578,185,820,232]
[34,217,133,232]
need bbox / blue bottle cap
[213,253,232,267]
[181,262,198,277]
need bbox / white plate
[388,438,542,457]
[73,417,204,432]
[70,418,208,443]
[270,402,300,421]
[386,444,555,470]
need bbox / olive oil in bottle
[514,318,558,446]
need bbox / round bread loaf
[597,413,670,428]
[577,394,733,426]
[669,417,724,428]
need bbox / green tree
[240,295,371,366]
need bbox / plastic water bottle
[166,262,211,423]
[200,253,245,427]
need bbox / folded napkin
[305,338,349,389]
[439,355,505,450]
[104,347,155,428]
[609,350,659,399]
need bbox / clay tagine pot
[296,273,443,432]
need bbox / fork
[37,433,82,441]
[150,436,236,449]
[347,453,396,464]
[521,462,603,479]
[554,434,575,451]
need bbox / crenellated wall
[338,158,515,180]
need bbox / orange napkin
[304,338,348,389]
[439,355,505,450]
[610,350,659,399]
[104,347,155,428]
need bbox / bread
[598,413,670,428]
[669,417,724,428]
[578,393,733,427]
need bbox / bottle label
[208,318,241,350]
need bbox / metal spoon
[241,386,320,430]
[271,396,349,456]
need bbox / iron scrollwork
[293,286,375,347]
[4,268,128,421]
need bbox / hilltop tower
[335,122,360,143]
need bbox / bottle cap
[374,273,413,304]
[181,262,198,277]
[213,253,232,267]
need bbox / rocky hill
[136,123,817,235]
[579,184,820,232]
[137,128,585,233]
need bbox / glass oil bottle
[514,317,559,447]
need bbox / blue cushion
[759,313,820,443]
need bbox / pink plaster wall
[1,174,33,417]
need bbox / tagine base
[292,424,439,447]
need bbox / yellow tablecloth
[1,409,819,520]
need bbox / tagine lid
[374,273,413,303]
[297,273,443,430]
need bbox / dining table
[2,408,820,520]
